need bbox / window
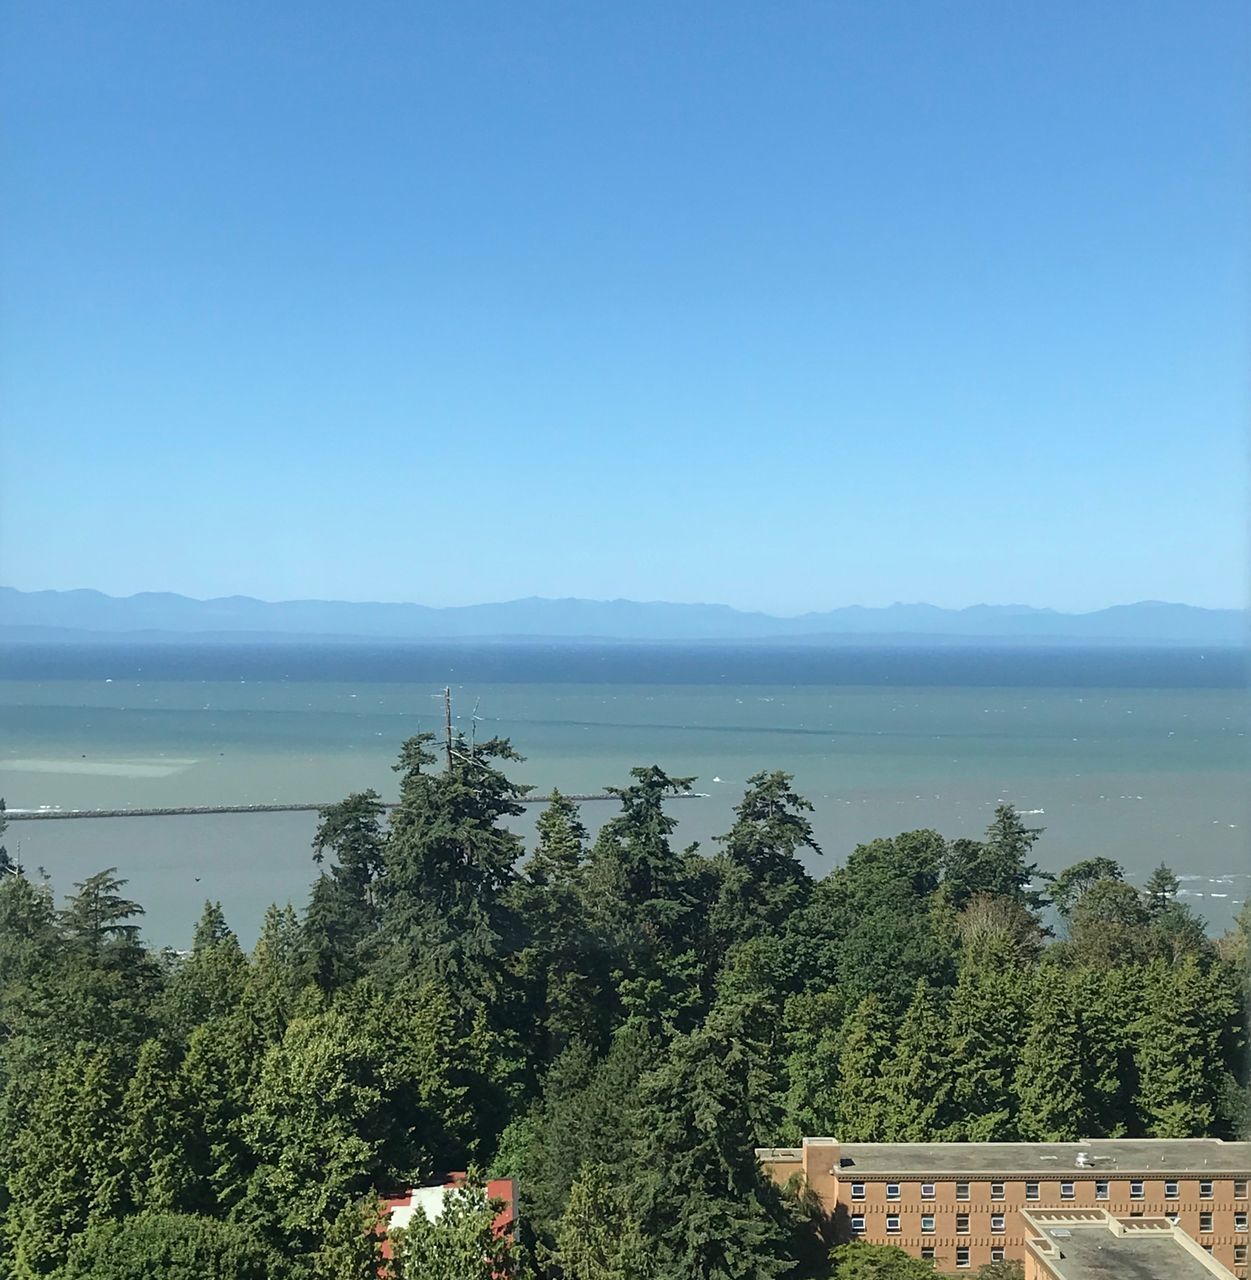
[921,1215,935,1234]
[991,1214,1005,1233]
[956,1181,970,1201]
[1237,1213,1248,1233]
[921,1249,936,1261]
[956,1214,970,1234]
[1201,1181,1214,1199]
[1236,1245,1247,1265]
[850,1215,865,1235]
[1130,1181,1144,1199]
[1201,1213,1214,1234]
[956,1248,970,1269]
[1205,1245,1214,1255]
[1026,1181,1040,1201]
[886,1216,901,1235]
[1060,1182,1075,1200]
[1165,1181,1180,1199]
[991,1181,1005,1199]
[1096,1180,1109,1200]
[851,1183,865,1201]
[886,1183,901,1201]
[921,1183,936,1199]
[1237,1180,1249,1199]
[991,1249,1005,1262]
[1166,1213,1180,1225]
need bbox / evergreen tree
[3,1046,128,1276]
[118,1039,195,1213]
[879,980,954,1141]
[709,771,820,950]
[627,994,794,1280]
[60,1211,289,1280]
[942,805,1046,911]
[1135,956,1240,1137]
[556,1163,653,1280]
[247,903,307,1044]
[582,766,703,1030]
[180,1009,267,1213]
[832,995,894,1142]
[0,799,12,876]
[780,989,845,1141]
[60,868,144,955]
[1145,863,1180,914]
[160,901,248,1042]
[1069,964,1142,1137]
[518,1022,656,1253]
[509,791,603,1062]
[302,791,388,988]
[1014,970,1091,1140]
[948,934,1029,1140]
[308,1197,387,1280]
[379,733,529,1012]
[795,830,956,1013]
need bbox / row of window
[921,1247,1005,1269]
[903,1245,1248,1272]
[850,1212,1249,1236]
[853,1178,1249,1202]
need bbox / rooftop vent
[839,1158,855,1168]
[1050,1229,1072,1240]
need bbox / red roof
[379,1173,516,1261]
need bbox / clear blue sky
[1,2,1247,613]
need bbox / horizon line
[2,585,1245,618]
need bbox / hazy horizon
[5,583,1245,616]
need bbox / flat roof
[811,1139,1251,1176]
[1032,1225,1222,1280]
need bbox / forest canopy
[0,732,1245,1279]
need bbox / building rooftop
[802,1138,1251,1177]
[1023,1211,1234,1280]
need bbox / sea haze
[1,641,1246,949]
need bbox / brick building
[758,1137,1251,1275]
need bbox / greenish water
[1,643,1246,948]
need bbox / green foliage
[948,932,1029,1140]
[0,731,1243,1280]
[555,1163,653,1280]
[379,733,529,1012]
[832,995,893,1141]
[628,994,795,1280]
[0,798,11,876]
[1134,955,1240,1137]
[508,791,604,1063]
[390,1170,518,1280]
[160,901,248,1041]
[3,1045,128,1275]
[1013,970,1090,1141]
[827,1241,937,1278]
[59,1211,287,1280]
[710,770,819,949]
[879,980,954,1141]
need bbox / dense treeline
[0,735,1245,1279]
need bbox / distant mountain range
[0,587,1245,646]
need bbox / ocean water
[1,642,1246,949]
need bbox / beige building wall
[757,1138,1251,1276]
